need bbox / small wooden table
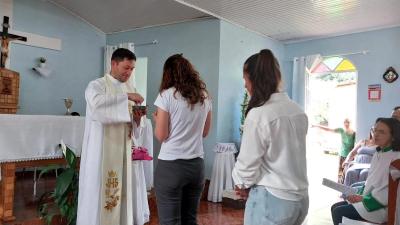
[0,158,67,222]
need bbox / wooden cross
[1,16,27,68]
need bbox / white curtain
[292,54,322,110]
[104,43,136,89]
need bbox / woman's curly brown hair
[159,54,208,107]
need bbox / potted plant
[38,141,79,225]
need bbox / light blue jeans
[244,186,309,225]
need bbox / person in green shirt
[312,118,356,183]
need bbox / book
[222,190,242,200]
[221,190,246,209]
[322,178,358,196]
[348,162,371,170]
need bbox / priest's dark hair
[375,117,400,151]
[244,49,282,116]
[111,48,136,62]
[159,54,208,107]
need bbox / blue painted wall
[107,19,221,177]
[285,27,400,139]
[11,0,105,115]
[218,21,286,146]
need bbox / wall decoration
[368,84,381,102]
[0,68,19,113]
[382,67,398,83]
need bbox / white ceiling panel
[175,0,400,42]
[50,0,210,33]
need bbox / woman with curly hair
[153,54,212,225]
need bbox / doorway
[305,56,358,225]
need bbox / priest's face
[111,59,136,83]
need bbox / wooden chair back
[388,159,400,225]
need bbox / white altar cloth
[0,114,85,163]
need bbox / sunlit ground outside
[304,128,343,225]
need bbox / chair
[387,159,400,225]
[33,167,59,197]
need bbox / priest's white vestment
[77,74,140,225]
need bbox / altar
[0,114,85,222]
[0,114,153,224]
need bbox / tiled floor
[4,145,339,225]
[305,135,342,225]
[3,172,244,225]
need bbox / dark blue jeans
[155,158,205,225]
[331,201,363,225]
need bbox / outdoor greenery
[315,72,356,83]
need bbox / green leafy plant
[239,91,249,136]
[38,142,79,225]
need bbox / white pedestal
[207,143,238,202]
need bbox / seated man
[392,106,400,121]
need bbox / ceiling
[176,0,400,42]
[50,0,210,33]
[50,0,400,42]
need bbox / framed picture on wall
[368,84,381,102]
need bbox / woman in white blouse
[232,49,309,225]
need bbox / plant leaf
[55,169,74,198]
[64,146,77,168]
[45,213,56,225]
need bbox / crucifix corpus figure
[0,16,27,68]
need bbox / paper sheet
[322,178,358,196]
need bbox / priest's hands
[127,93,144,104]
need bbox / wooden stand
[0,159,68,223]
[0,68,19,114]
[0,163,16,222]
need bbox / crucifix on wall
[0,16,27,68]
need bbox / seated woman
[331,117,400,225]
[342,130,377,186]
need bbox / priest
[77,48,144,225]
